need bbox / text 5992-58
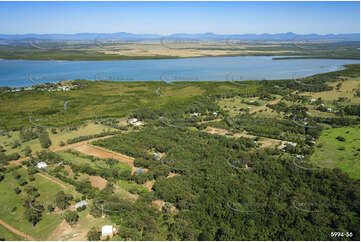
[331,232,353,237]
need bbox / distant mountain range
[0,32,359,41]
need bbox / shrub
[336,136,346,142]
[76,205,86,212]
[64,210,79,225]
[14,187,21,194]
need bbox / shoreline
[0,54,359,62]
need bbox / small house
[74,200,88,209]
[154,153,161,160]
[102,225,116,237]
[36,162,47,169]
[133,121,144,127]
[128,118,138,124]
[190,112,200,117]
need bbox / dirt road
[0,218,35,240]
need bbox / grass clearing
[217,95,280,117]
[302,76,360,105]
[0,167,65,240]
[0,121,114,156]
[0,223,25,241]
[311,125,360,179]
[56,150,95,167]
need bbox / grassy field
[302,76,360,105]
[117,179,149,194]
[0,121,115,156]
[0,224,25,241]
[56,149,132,172]
[56,150,96,167]
[0,167,65,240]
[217,95,281,117]
[311,125,360,179]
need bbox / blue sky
[0,1,359,34]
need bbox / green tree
[64,210,79,226]
[55,191,73,210]
[23,146,32,156]
[24,200,43,227]
[39,130,52,148]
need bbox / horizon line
[1,32,360,35]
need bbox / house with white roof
[190,112,200,117]
[133,121,144,127]
[74,200,88,209]
[102,225,116,237]
[36,162,47,169]
[128,118,138,124]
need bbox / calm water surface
[0,56,359,87]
